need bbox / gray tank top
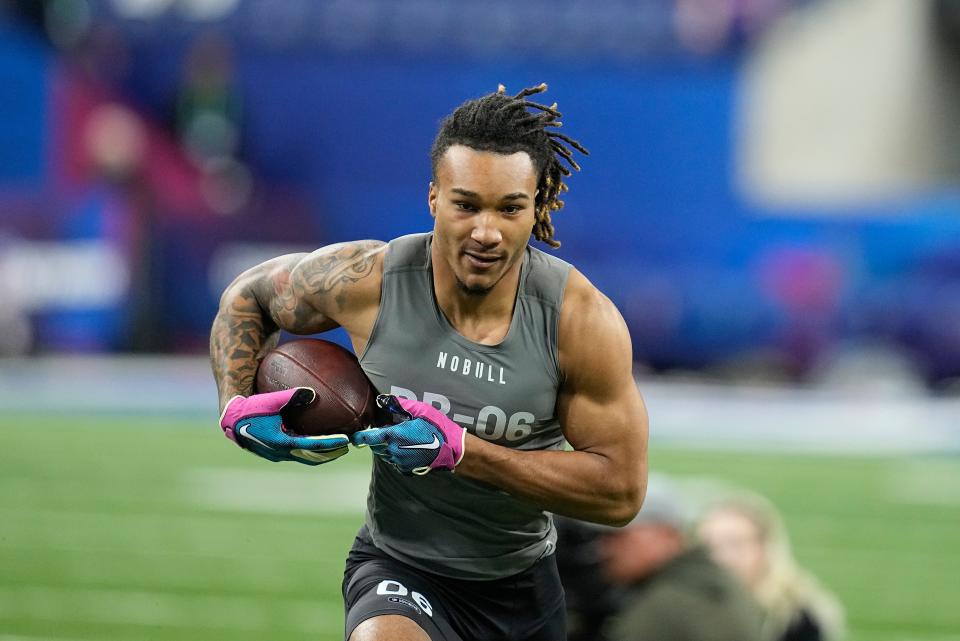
[358,232,572,580]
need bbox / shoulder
[557,268,632,383]
[559,268,621,326]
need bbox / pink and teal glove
[219,387,350,465]
[352,395,466,475]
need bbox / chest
[361,325,560,447]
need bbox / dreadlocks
[430,83,588,248]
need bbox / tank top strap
[520,245,572,312]
[382,232,432,275]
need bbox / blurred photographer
[596,476,764,641]
[697,492,845,641]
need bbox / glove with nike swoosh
[219,387,350,465]
[351,395,466,475]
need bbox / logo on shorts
[388,596,422,615]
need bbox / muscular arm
[210,240,385,412]
[456,270,648,526]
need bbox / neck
[430,243,523,345]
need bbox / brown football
[255,338,379,437]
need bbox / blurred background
[1,0,958,640]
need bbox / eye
[502,205,522,215]
[454,201,476,212]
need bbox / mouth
[462,250,502,270]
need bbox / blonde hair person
[696,491,845,641]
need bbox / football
[255,338,380,437]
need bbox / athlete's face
[429,145,538,296]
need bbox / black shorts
[342,527,566,641]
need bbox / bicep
[558,286,648,470]
[259,241,384,335]
[559,342,647,460]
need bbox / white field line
[0,538,273,562]
[0,464,372,516]
[0,586,339,632]
[887,460,960,506]
[185,467,370,515]
[0,507,360,560]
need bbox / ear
[428,181,438,218]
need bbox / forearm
[456,435,644,526]
[209,285,278,412]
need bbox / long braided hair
[430,83,588,248]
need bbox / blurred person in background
[596,475,764,641]
[176,32,241,167]
[697,492,845,641]
[175,32,253,216]
[0,234,33,355]
[79,103,165,351]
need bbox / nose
[470,212,502,247]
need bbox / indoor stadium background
[1,1,959,640]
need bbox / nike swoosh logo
[399,435,441,450]
[238,423,275,450]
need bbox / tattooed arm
[210,240,386,412]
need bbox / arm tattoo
[210,241,382,410]
[270,241,381,331]
[210,287,276,410]
[305,242,381,293]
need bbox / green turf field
[3,414,959,641]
